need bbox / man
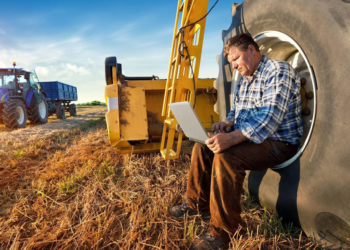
[170,33,303,249]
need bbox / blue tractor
[0,63,48,128]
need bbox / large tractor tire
[28,94,49,124]
[220,0,350,248]
[3,99,27,129]
[56,102,66,119]
[69,103,77,116]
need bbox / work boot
[169,203,198,218]
[170,203,211,219]
[192,232,229,250]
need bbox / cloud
[47,37,81,48]
[87,58,96,65]
[64,63,91,75]
[35,66,50,76]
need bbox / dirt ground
[0,105,107,152]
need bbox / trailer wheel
[3,99,27,128]
[28,94,48,124]
[69,104,77,116]
[228,0,350,247]
[56,103,66,119]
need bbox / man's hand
[206,132,233,153]
[205,129,248,154]
[211,121,234,133]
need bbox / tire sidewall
[3,99,27,128]
[60,104,66,119]
[69,103,76,116]
[55,102,66,119]
[28,93,49,124]
[237,0,350,242]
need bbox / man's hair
[223,33,260,59]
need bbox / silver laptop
[168,101,209,144]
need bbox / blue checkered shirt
[225,56,303,145]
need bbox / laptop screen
[168,101,209,144]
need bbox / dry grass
[0,105,106,133]
[0,118,320,249]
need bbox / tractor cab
[28,70,41,90]
[0,68,41,97]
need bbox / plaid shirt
[225,56,303,145]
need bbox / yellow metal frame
[105,67,149,149]
[104,0,219,158]
[160,0,210,159]
[105,67,121,146]
[104,77,218,155]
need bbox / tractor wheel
[226,0,350,247]
[28,94,48,124]
[69,104,77,116]
[3,99,27,128]
[56,103,66,119]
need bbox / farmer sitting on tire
[170,33,303,250]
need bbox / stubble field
[0,106,319,249]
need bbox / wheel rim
[16,106,25,125]
[38,101,46,119]
[231,31,317,168]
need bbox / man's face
[227,45,255,76]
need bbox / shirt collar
[251,55,267,79]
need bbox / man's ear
[249,44,255,55]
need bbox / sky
[0,0,243,104]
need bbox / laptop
[168,101,209,144]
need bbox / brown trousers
[186,140,298,242]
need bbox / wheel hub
[257,31,317,168]
[16,106,25,124]
[38,101,46,118]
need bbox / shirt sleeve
[239,68,294,144]
[225,109,235,123]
